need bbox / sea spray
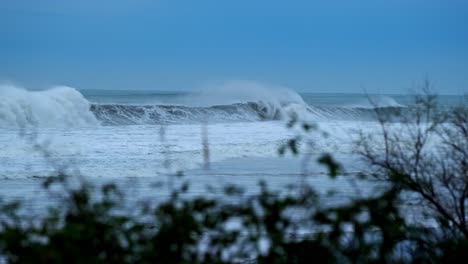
[0,85,99,128]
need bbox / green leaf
[317,154,341,178]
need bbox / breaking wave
[0,83,407,127]
[91,102,284,125]
[90,103,405,125]
[0,85,99,128]
[88,81,407,125]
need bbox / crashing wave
[0,85,99,128]
[89,103,407,126]
[0,83,408,128]
[90,101,284,125]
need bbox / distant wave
[341,96,406,109]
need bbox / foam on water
[0,120,370,179]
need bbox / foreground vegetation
[0,92,467,263]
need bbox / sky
[1,0,467,94]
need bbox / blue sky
[1,0,467,94]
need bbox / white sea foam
[0,85,99,128]
[0,120,371,179]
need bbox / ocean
[0,84,463,209]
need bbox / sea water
[0,83,462,207]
